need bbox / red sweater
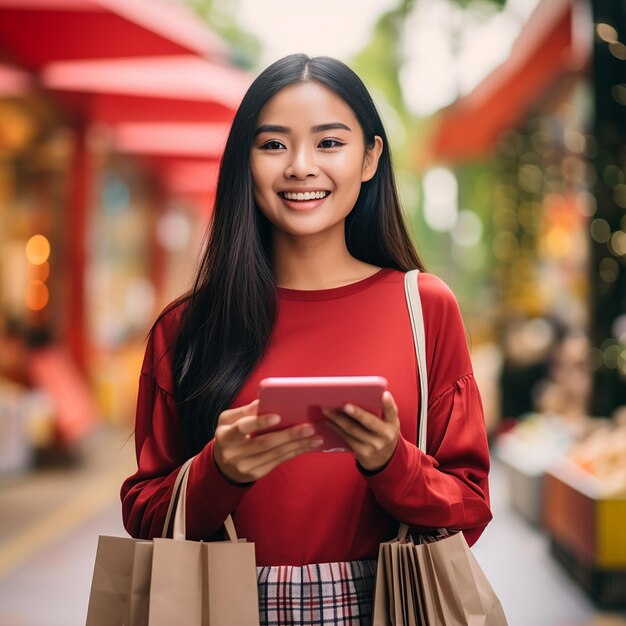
[121,269,492,565]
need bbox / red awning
[88,93,236,125]
[427,0,589,163]
[41,55,250,202]
[0,0,227,70]
[111,122,229,158]
[42,55,251,111]
[0,62,32,95]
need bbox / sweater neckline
[278,267,395,301]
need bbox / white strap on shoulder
[404,269,428,452]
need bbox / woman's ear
[361,135,384,182]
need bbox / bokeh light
[545,227,572,258]
[590,218,611,243]
[24,280,49,311]
[599,257,619,283]
[156,210,193,251]
[609,230,626,256]
[613,183,626,208]
[422,167,458,232]
[612,314,626,341]
[451,210,483,247]
[26,261,50,282]
[25,235,50,265]
[609,41,626,61]
[596,23,618,44]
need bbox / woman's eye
[319,139,343,149]
[261,141,284,150]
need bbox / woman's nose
[284,146,319,179]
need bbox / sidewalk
[0,427,136,582]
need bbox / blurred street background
[0,0,625,624]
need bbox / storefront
[425,0,626,606]
[0,0,247,469]
[424,0,592,419]
[0,80,84,468]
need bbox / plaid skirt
[257,559,377,626]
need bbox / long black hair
[169,54,425,456]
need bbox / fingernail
[311,438,324,447]
[300,425,315,437]
[383,391,392,401]
[343,404,355,414]
[266,415,280,426]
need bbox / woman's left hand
[323,391,400,472]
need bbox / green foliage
[348,0,505,291]
[351,10,406,118]
[448,0,506,7]
[184,0,261,69]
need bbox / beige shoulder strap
[400,269,428,541]
[404,269,428,452]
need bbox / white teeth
[283,190,329,201]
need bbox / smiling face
[250,81,382,240]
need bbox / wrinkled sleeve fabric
[120,306,252,540]
[364,273,492,546]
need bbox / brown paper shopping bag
[147,460,260,626]
[413,540,441,625]
[203,539,261,625]
[85,535,153,626]
[373,544,390,626]
[85,458,260,626]
[148,537,204,626]
[124,541,153,626]
[398,540,419,626]
[85,535,138,626]
[421,531,508,626]
[372,529,508,626]
[374,538,424,626]
[85,458,190,626]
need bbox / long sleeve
[120,306,252,540]
[362,273,492,546]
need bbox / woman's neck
[272,227,380,290]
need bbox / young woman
[121,54,492,625]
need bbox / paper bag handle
[161,456,239,542]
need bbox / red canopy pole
[66,118,90,372]
[150,184,165,303]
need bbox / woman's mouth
[278,190,331,201]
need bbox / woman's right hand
[213,399,324,484]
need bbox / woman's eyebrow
[254,122,352,136]
[254,124,289,136]
[311,122,352,133]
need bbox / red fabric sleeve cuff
[363,434,420,499]
[184,439,252,540]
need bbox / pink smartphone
[256,376,388,452]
